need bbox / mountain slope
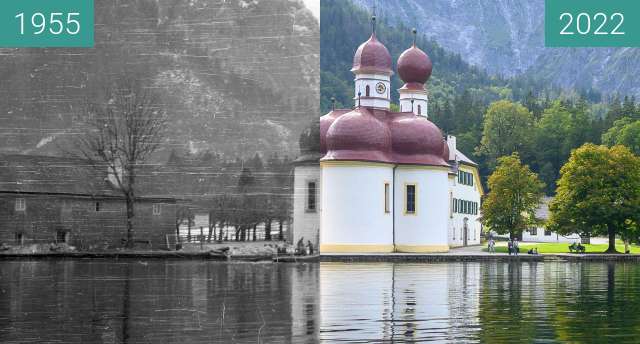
[0,0,319,159]
[351,0,640,97]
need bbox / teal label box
[546,0,640,47]
[0,0,94,48]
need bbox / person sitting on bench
[569,242,586,253]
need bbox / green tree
[533,102,574,193]
[602,118,640,155]
[481,153,545,239]
[479,100,534,167]
[548,144,640,253]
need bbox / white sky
[302,0,320,21]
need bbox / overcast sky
[302,0,319,21]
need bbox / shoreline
[3,251,640,262]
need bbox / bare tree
[74,77,168,248]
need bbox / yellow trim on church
[320,161,393,168]
[396,164,450,172]
[320,244,395,253]
[394,244,450,253]
[320,244,450,253]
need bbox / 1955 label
[0,1,93,48]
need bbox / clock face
[376,82,386,95]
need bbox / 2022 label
[546,0,640,47]
[559,12,624,36]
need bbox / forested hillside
[321,0,640,195]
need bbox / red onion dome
[389,115,449,166]
[323,107,392,163]
[397,45,432,84]
[320,109,349,154]
[351,33,393,75]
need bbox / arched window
[365,85,370,97]
[417,104,422,115]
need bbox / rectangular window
[153,203,162,216]
[384,183,390,213]
[95,202,101,212]
[453,198,458,213]
[405,184,416,214]
[545,229,552,236]
[14,232,23,245]
[307,181,317,212]
[15,198,26,211]
[530,227,538,236]
[458,171,475,186]
[56,230,67,243]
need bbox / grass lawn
[485,242,640,254]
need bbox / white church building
[292,22,483,254]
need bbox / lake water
[1,260,640,343]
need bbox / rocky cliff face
[352,0,640,96]
[0,0,319,159]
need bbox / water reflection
[319,261,640,343]
[320,263,482,342]
[0,260,317,343]
[2,260,640,343]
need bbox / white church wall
[320,163,394,252]
[398,91,428,116]
[394,167,449,252]
[292,164,321,248]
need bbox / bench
[569,244,585,253]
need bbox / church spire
[412,28,417,47]
[372,1,377,33]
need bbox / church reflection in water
[318,262,482,342]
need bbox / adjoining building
[0,155,177,249]
[291,23,483,254]
[522,197,581,243]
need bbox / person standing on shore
[514,239,520,256]
[507,239,513,255]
